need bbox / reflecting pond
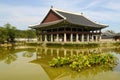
[0,46,120,80]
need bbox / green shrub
[49,53,118,72]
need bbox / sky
[0,0,120,32]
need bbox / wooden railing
[37,31,101,35]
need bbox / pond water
[0,46,120,80]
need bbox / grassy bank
[3,41,120,49]
[46,42,99,48]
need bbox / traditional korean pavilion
[30,7,108,43]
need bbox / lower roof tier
[30,20,105,31]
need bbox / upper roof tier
[30,7,108,29]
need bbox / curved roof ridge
[52,7,108,27]
[52,7,83,16]
[51,8,66,20]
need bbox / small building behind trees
[113,33,120,41]
[30,7,108,43]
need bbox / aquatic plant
[49,57,71,67]
[49,53,118,72]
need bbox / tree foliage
[0,27,7,43]
[0,23,36,43]
[4,23,17,42]
[15,29,36,38]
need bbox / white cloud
[104,2,120,11]
[0,4,48,29]
[0,0,120,32]
[80,0,100,10]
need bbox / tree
[15,29,36,38]
[0,27,7,43]
[0,23,36,43]
[4,23,17,43]
[26,29,36,38]
[0,23,17,43]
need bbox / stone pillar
[87,34,89,42]
[99,35,102,41]
[51,34,53,42]
[39,34,42,42]
[99,30,102,41]
[44,34,47,42]
[91,35,94,42]
[41,35,43,42]
[70,33,73,42]
[56,34,59,42]
[64,33,66,42]
[76,34,79,42]
[95,35,98,42]
[81,34,84,42]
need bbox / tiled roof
[53,8,108,28]
[30,8,108,29]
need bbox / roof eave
[66,21,108,29]
[29,19,65,29]
[29,24,40,29]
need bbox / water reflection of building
[35,47,103,59]
[31,47,117,80]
